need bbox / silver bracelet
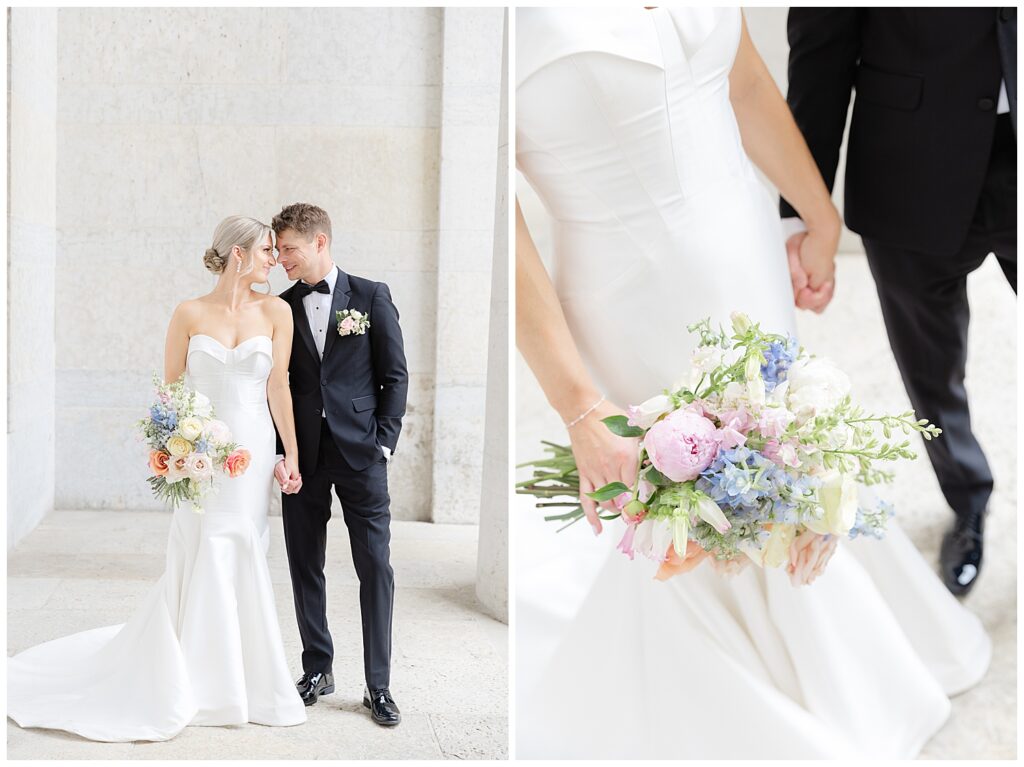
[566,396,605,429]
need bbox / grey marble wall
[8,9,58,549]
[476,12,510,622]
[39,7,503,522]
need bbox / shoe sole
[363,698,401,726]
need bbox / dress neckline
[188,333,272,351]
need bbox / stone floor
[7,514,508,760]
[514,252,1016,759]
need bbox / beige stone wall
[41,7,503,522]
[476,12,510,622]
[8,9,58,549]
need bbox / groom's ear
[315,232,328,253]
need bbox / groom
[781,8,1016,595]
[272,202,408,726]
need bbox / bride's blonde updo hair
[203,215,272,274]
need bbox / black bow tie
[295,280,330,298]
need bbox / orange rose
[224,449,251,478]
[149,450,170,477]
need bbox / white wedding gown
[515,7,991,759]
[7,334,306,742]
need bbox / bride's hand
[567,400,639,536]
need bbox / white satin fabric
[516,7,991,759]
[7,334,306,742]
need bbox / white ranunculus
[786,357,851,421]
[805,470,858,536]
[626,394,673,429]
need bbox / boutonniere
[336,308,370,336]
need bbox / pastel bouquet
[138,375,251,512]
[518,313,940,582]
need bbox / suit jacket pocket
[352,394,378,412]
[855,64,923,111]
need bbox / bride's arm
[516,199,637,535]
[163,302,194,383]
[728,13,840,307]
[266,299,301,490]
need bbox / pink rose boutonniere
[336,309,370,337]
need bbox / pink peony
[644,409,720,482]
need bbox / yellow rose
[166,435,193,457]
[805,470,858,536]
[178,417,203,442]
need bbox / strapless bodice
[185,334,273,414]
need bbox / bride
[515,7,991,759]
[8,216,307,741]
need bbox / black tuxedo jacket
[277,268,408,476]
[781,7,1017,255]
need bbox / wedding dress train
[515,7,991,758]
[7,334,306,742]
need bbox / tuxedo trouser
[862,112,1016,522]
[282,418,394,690]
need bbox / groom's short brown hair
[272,203,332,243]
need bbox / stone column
[429,8,504,523]
[475,10,509,622]
[8,8,58,549]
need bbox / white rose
[203,419,231,444]
[626,394,673,429]
[165,455,190,485]
[192,392,213,418]
[742,523,797,568]
[805,470,858,536]
[177,417,203,442]
[786,357,851,421]
[185,452,215,483]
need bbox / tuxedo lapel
[322,267,352,362]
[285,285,319,365]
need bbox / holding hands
[274,457,303,495]
[785,209,841,314]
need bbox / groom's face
[275,228,323,283]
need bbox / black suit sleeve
[780,7,864,219]
[370,282,408,453]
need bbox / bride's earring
[236,260,242,274]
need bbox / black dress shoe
[297,671,335,706]
[363,687,401,726]
[940,509,984,596]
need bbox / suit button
[977,97,995,111]
[321,379,328,386]
[1000,7,1015,21]
[314,408,320,415]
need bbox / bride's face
[245,232,277,284]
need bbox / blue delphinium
[761,336,799,391]
[849,500,895,539]
[696,446,816,527]
[149,404,178,431]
